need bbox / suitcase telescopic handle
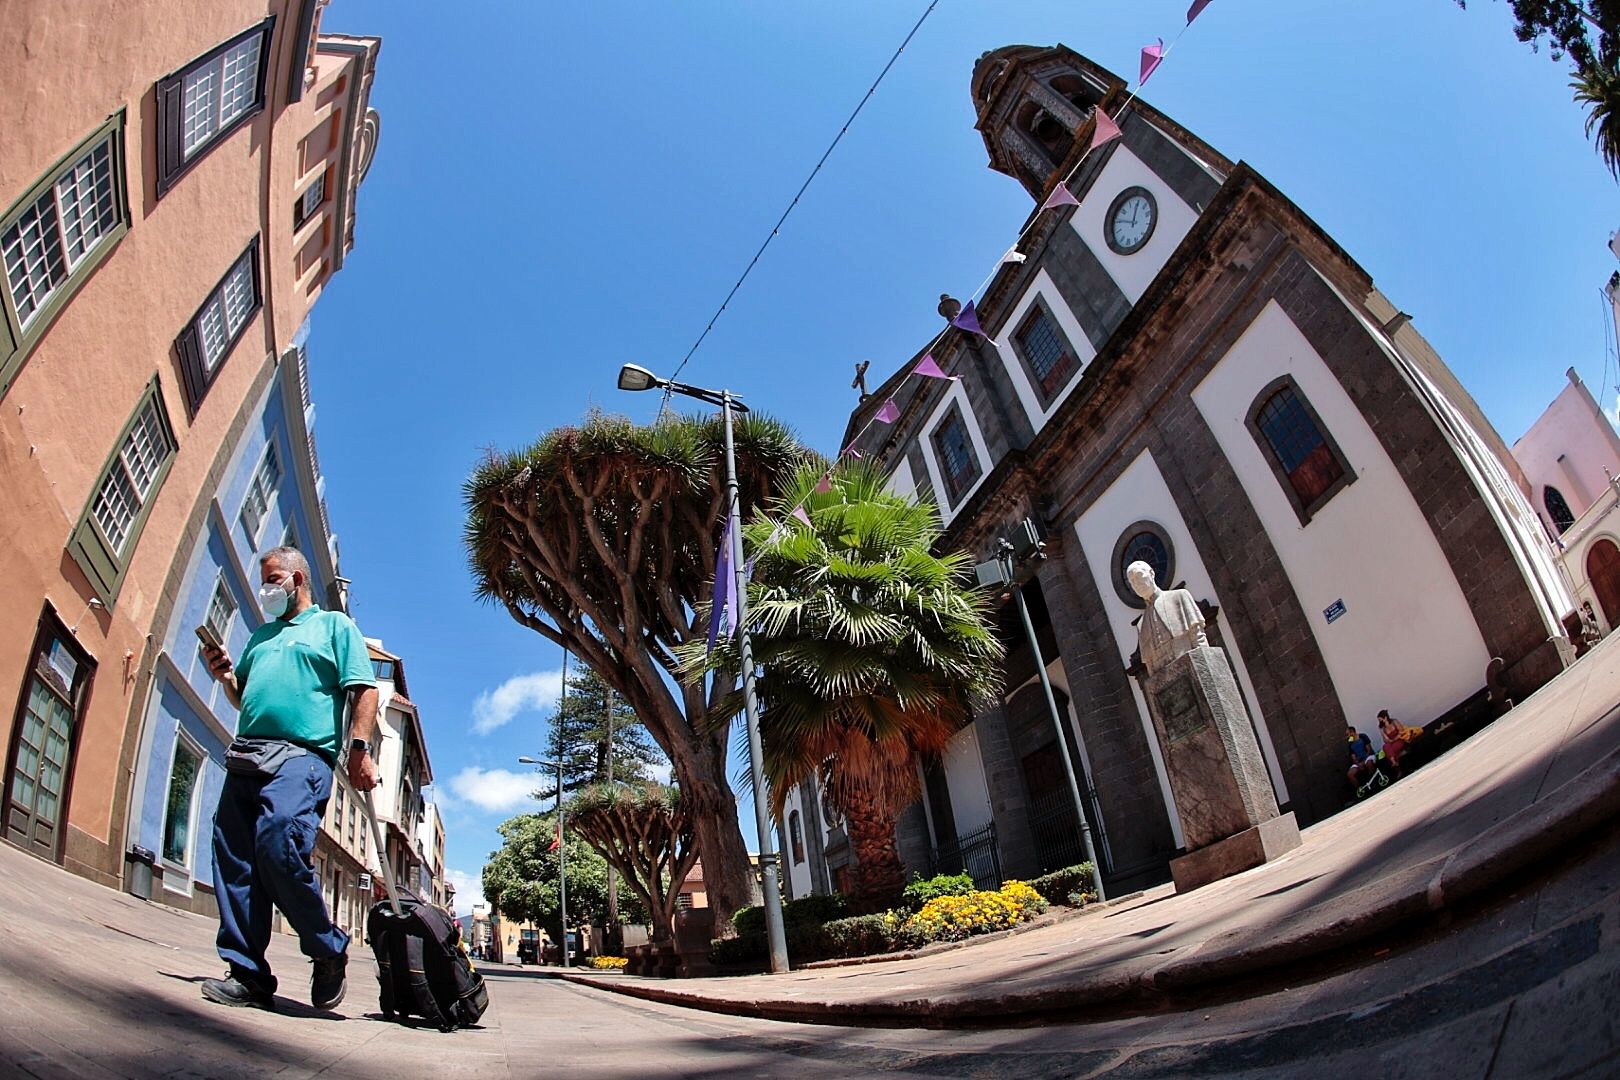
[361,786,405,916]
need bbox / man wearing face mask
[197,545,379,1013]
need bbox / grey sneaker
[311,952,347,1010]
[201,973,275,1011]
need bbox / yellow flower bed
[899,880,1049,945]
[589,955,629,970]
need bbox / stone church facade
[840,45,1577,893]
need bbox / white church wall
[941,721,994,839]
[1069,143,1200,305]
[779,784,814,899]
[991,267,1098,430]
[1191,300,1493,731]
[1073,448,1290,852]
[918,379,993,526]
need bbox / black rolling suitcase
[361,790,489,1031]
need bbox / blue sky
[311,1,1619,913]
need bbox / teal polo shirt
[235,604,375,761]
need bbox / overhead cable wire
[658,0,941,417]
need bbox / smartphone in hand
[195,623,223,652]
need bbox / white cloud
[446,766,540,814]
[446,867,485,917]
[471,668,564,736]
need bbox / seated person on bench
[1378,710,1425,774]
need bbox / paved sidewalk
[562,631,1620,1026]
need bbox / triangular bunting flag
[847,448,865,460]
[1140,39,1165,84]
[1000,246,1027,265]
[875,398,901,423]
[950,300,986,337]
[913,354,958,381]
[1090,108,1123,150]
[815,473,833,493]
[1040,183,1080,212]
[1187,0,1214,23]
[791,506,812,527]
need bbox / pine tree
[534,666,665,802]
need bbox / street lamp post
[976,526,1107,902]
[618,363,790,975]
[519,753,569,966]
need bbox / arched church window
[788,811,805,864]
[1245,376,1354,524]
[1110,521,1176,609]
[1544,486,1575,534]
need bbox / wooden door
[5,620,92,859]
[1588,538,1620,627]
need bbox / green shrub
[731,893,848,940]
[900,872,976,912]
[1028,863,1096,906]
[798,913,901,959]
[708,932,767,967]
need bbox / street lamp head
[517,756,561,769]
[617,364,661,393]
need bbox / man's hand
[202,644,243,709]
[348,749,379,792]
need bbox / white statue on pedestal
[1126,560,1208,677]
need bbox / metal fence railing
[928,822,1001,890]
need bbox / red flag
[1090,108,1123,150]
[549,822,561,852]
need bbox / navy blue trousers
[211,751,349,992]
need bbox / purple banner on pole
[706,519,732,651]
[950,300,986,338]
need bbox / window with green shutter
[0,112,131,402]
[67,379,178,606]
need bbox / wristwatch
[350,738,373,756]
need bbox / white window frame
[182,33,265,160]
[2,134,119,329]
[160,728,207,881]
[296,173,326,229]
[239,440,281,541]
[204,573,236,645]
[92,396,170,556]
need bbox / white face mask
[259,578,293,618]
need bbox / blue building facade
[125,340,343,912]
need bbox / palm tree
[692,463,1003,910]
[1573,59,1620,178]
[465,408,810,929]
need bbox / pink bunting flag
[875,397,901,423]
[1187,0,1213,23]
[913,354,958,381]
[791,506,812,527]
[950,300,986,338]
[1040,183,1080,212]
[1140,39,1165,84]
[815,473,833,494]
[841,443,865,460]
[1089,107,1123,150]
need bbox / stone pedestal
[1143,644,1299,891]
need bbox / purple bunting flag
[815,473,834,493]
[791,506,812,527]
[950,300,986,338]
[1187,0,1214,23]
[1040,183,1080,212]
[913,354,958,381]
[1140,39,1165,84]
[875,397,901,424]
[1090,108,1123,150]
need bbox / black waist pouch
[224,738,307,779]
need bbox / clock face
[1107,187,1157,254]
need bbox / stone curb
[557,739,1620,1027]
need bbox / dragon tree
[464,409,808,927]
[568,782,700,944]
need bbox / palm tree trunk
[841,784,906,912]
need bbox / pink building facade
[0,1,379,888]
